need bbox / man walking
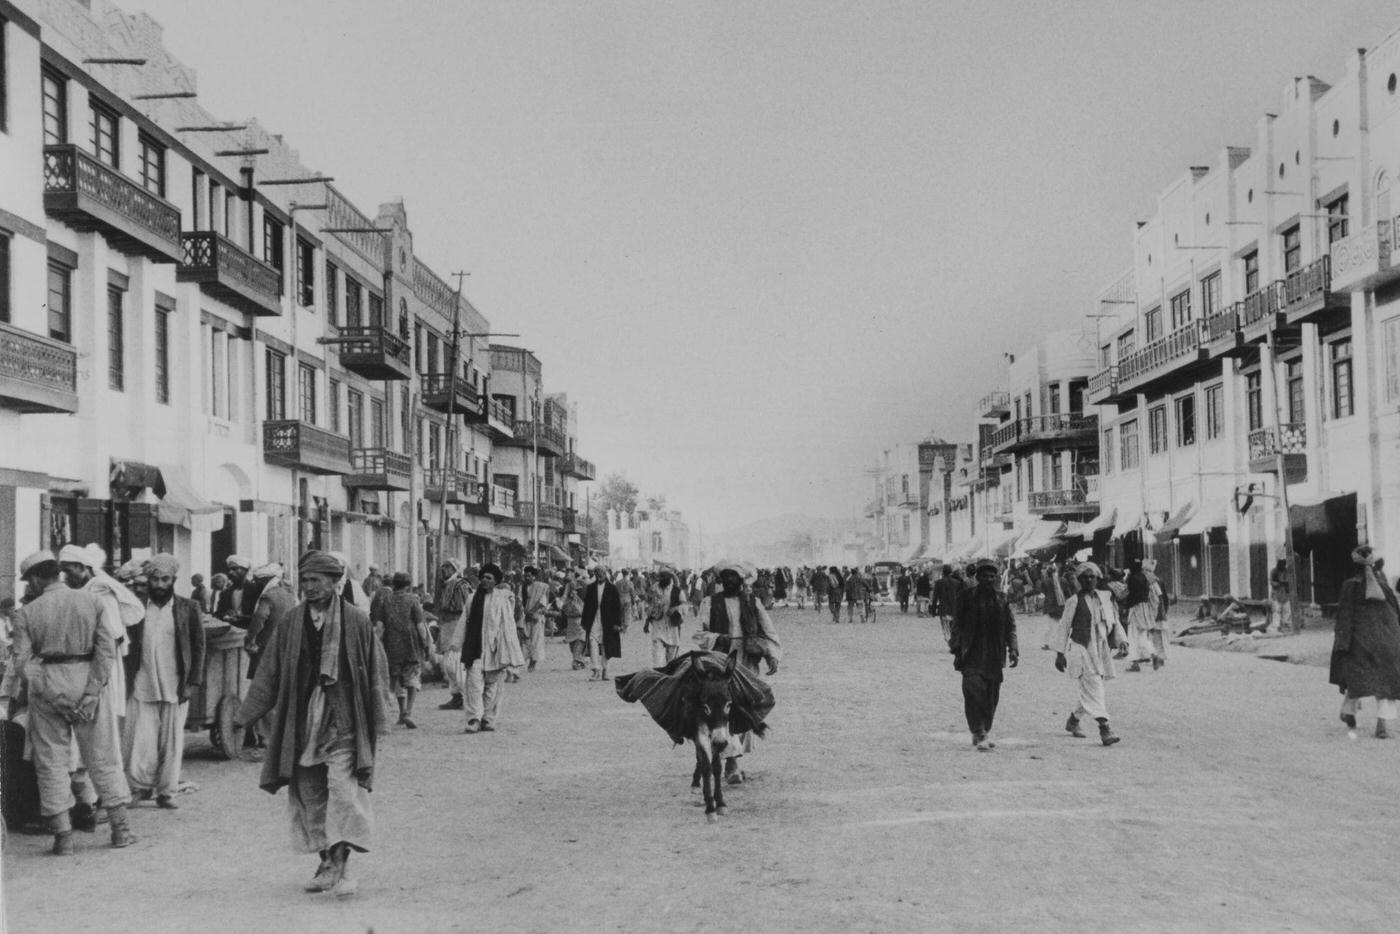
[1054,563,1126,747]
[707,566,781,783]
[435,560,472,709]
[950,559,1018,751]
[240,551,390,898]
[825,567,845,623]
[452,563,525,732]
[914,567,932,617]
[521,566,551,673]
[581,566,624,681]
[122,554,206,809]
[932,566,962,648]
[11,551,136,854]
[646,570,685,666]
[379,572,428,729]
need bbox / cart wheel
[213,697,242,761]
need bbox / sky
[124,0,1400,535]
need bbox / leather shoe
[156,795,180,810]
[438,695,464,710]
[1065,716,1086,738]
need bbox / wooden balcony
[178,232,282,317]
[499,500,564,529]
[43,144,181,263]
[420,373,485,419]
[1280,256,1349,331]
[990,413,1098,453]
[561,453,596,481]
[1331,222,1400,294]
[262,420,351,475]
[486,398,515,438]
[561,508,579,534]
[978,390,1010,418]
[0,322,79,414]
[1237,282,1287,346]
[422,468,479,504]
[1248,423,1307,482]
[1117,324,1208,396]
[1086,365,1120,406]
[338,327,412,381]
[343,447,412,492]
[1028,476,1101,517]
[1204,307,1243,358]
[499,420,567,457]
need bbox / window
[154,305,170,405]
[345,278,362,327]
[328,379,341,433]
[1119,419,1140,470]
[296,238,314,307]
[1143,307,1162,343]
[400,385,411,453]
[107,285,124,391]
[41,67,67,144]
[296,364,315,424]
[1050,453,1064,490]
[370,398,384,447]
[1326,193,1349,246]
[427,333,439,374]
[1116,330,1135,362]
[265,349,286,420]
[0,17,7,133]
[1201,271,1222,319]
[428,422,441,469]
[1285,359,1304,425]
[1174,394,1196,447]
[1169,289,1192,330]
[1245,371,1263,431]
[1205,384,1224,440]
[1331,338,1354,418]
[207,330,224,417]
[325,262,339,323]
[1282,225,1301,274]
[46,259,71,342]
[1045,383,1061,415]
[1243,250,1260,295]
[1102,428,1115,473]
[1099,344,1112,369]
[368,293,384,328]
[347,389,364,447]
[1385,317,1400,403]
[88,100,118,167]
[138,134,164,197]
[262,217,284,278]
[0,234,9,322]
[1148,406,1168,454]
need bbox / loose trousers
[123,697,188,797]
[651,637,680,667]
[522,617,546,664]
[463,659,505,724]
[287,734,372,854]
[960,672,1002,736]
[29,690,130,818]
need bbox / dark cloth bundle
[615,650,775,746]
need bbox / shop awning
[991,528,1024,558]
[903,541,926,564]
[155,465,224,533]
[943,538,975,564]
[1080,507,1117,536]
[1015,521,1067,557]
[1110,505,1143,539]
[1289,492,1358,552]
[1153,501,1196,543]
[546,544,571,564]
[1180,500,1229,536]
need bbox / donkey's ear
[723,653,737,677]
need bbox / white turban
[226,555,251,570]
[57,544,92,567]
[250,562,282,580]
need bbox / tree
[596,473,639,516]
[645,494,667,511]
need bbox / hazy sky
[128,0,1400,535]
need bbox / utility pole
[433,272,469,580]
[1267,325,1303,633]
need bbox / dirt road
[5,604,1397,933]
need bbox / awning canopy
[1153,501,1196,543]
[155,465,224,533]
[903,541,926,564]
[1014,521,1067,557]
[1111,505,1144,539]
[546,544,571,564]
[1080,507,1117,536]
[991,528,1024,558]
[1180,499,1229,536]
[943,538,975,565]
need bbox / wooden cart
[186,620,246,760]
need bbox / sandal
[588,672,601,682]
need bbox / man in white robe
[1055,563,1127,747]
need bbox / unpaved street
[5,605,1399,933]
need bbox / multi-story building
[606,508,694,570]
[552,392,597,562]
[0,0,595,599]
[1088,31,1400,605]
[868,436,958,565]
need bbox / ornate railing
[262,420,352,474]
[978,390,1010,415]
[1028,476,1101,513]
[490,485,517,512]
[1238,282,1283,328]
[420,373,482,407]
[43,144,181,249]
[339,326,411,368]
[1280,256,1331,311]
[1119,324,1201,384]
[180,231,281,301]
[1087,365,1119,400]
[0,321,78,407]
[513,501,564,526]
[1205,309,1239,343]
[514,420,567,454]
[562,453,596,480]
[1248,423,1307,461]
[423,467,479,502]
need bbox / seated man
[1215,596,1252,632]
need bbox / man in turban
[434,560,472,709]
[11,551,136,854]
[240,551,390,898]
[1054,563,1127,747]
[216,555,252,626]
[122,554,205,809]
[1331,546,1400,738]
[451,564,524,733]
[950,559,1018,751]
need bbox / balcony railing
[1331,221,1399,293]
[991,413,1099,452]
[178,231,282,317]
[420,373,484,418]
[0,322,79,414]
[1249,423,1307,462]
[343,447,412,491]
[488,484,516,517]
[43,144,182,262]
[1280,255,1346,325]
[262,420,352,475]
[486,398,514,435]
[423,467,480,504]
[1028,476,1101,514]
[561,508,579,534]
[1086,365,1119,403]
[1205,308,1239,344]
[978,390,1010,418]
[511,420,567,457]
[561,453,596,480]
[1118,324,1202,386]
[338,326,412,381]
[507,501,564,528]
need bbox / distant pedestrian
[646,571,684,666]
[1055,563,1126,747]
[896,569,912,614]
[931,566,961,647]
[1124,560,1156,672]
[581,567,624,682]
[811,567,831,615]
[521,567,551,673]
[1330,546,1400,739]
[1268,559,1293,634]
[914,567,932,617]
[380,572,428,728]
[453,563,525,732]
[435,560,472,710]
[949,559,1018,751]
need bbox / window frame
[1148,405,1168,455]
[265,348,287,421]
[1143,306,1162,343]
[295,237,315,307]
[154,303,171,405]
[1119,419,1140,470]
[298,362,316,425]
[46,258,72,343]
[1200,271,1222,319]
[1204,383,1224,440]
[41,65,67,145]
[0,232,10,323]
[1243,250,1260,295]
[107,283,124,391]
[1174,392,1196,447]
[1245,370,1263,431]
[88,98,119,168]
[138,133,165,197]
[1330,338,1354,419]
[1169,288,1192,331]
[1282,224,1301,274]
[1285,358,1305,425]
[1325,192,1349,246]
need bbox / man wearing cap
[216,555,252,626]
[245,564,295,680]
[452,563,524,732]
[520,566,551,674]
[707,565,781,783]
[240,550,390,899]
[1054,563,1127,747]
[123,554,206,808]
[434,561,472,710]
[949,559,1018,751]
[11,551,136,854]
[380,572,428,729]
[581,566,624,682]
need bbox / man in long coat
[1055,563,1126,747]
[581,566,624,681]
[452,563,524,732]
[240,551,390,899]
[1331,546,1400,738]
[950,559,1018,751]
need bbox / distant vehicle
[871,560,902,597]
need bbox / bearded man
[240,551,391,899]
[705,566,781,784]
[950,559,1018,751]
[452,563,525,732]
[520,566,551,674]
[1055,563,1126,747]
[122,554,205,808]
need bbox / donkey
[686,653,737,822]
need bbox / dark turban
[299,551,345,579]
[479,563,503,583]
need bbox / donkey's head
[694,653,737,750]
